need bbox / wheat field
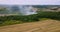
[0,19,60,32]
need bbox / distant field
[0,19,60,32]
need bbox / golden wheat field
[0,19,60,32]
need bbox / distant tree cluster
[0,8,7,11]
[0,11,60,26]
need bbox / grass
[39,18,49,20]
[0,18,51,27]
[0,20,23,26]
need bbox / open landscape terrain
[0,5,60,32]
[0,19,60,32]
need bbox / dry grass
[0,19,60,32]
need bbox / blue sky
[0,0,60,5]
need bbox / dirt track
[0,19,60,32]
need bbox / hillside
[0,19,60,32]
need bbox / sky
[0,0,60,5]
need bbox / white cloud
[0,0,60,5]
